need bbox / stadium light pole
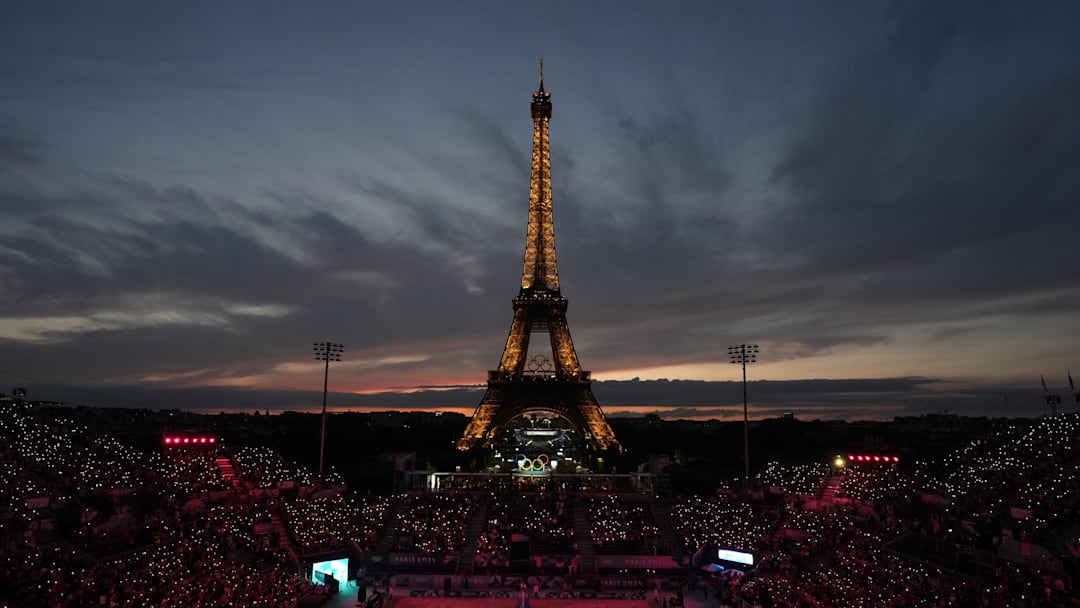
[314,342,344,478]
[729,344,758,484]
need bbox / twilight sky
[1,1,1078,419]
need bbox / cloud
[0,171,503,379]
[0,2,1077,411]
[4,376,1053,421]
[0,136,39,171]
[0,297,294,344]
[764,4,1080,294]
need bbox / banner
[598,577,646,590]
[367,552,459,572]
[595,555,688,572]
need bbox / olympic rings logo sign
[516,453,550,471]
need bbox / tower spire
[525,60,555,293]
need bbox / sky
[1,1,1078,420]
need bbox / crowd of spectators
[204,500,293,564]
[909,415,1080,543]
[677,413,1080,607]
[483,490,575,552]
[282,494,392,555]
[389,492,473,553]
[0,402,341,607]
[756,462,832,496]
[5,398,1080,607]
[587,495,663,555]
[671,497,778,555]
[475,487,577,573]
[230,446,330,489]
[44,530,302,608]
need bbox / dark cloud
[766,3,1080,287]
[0,173,514,384]
[0,136,38,169]
[0,1,1077,417]
[4,376,1055,421]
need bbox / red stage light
[183,438,190,443]
[164,437,172,444]
[199,437,207,443]
[209,437,216,443]
[873,456,880,462]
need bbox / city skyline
[1,2,1078,418]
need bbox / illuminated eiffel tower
[457,64,621,452]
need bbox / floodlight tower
[314,342,344,477]
[728,344,758,483]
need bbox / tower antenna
[539,55,545,91]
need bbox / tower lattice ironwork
[457,65,621,452]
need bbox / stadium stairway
[270,512,299,562]
[375,498,410,552]
[215,456,241,489]
[649,498,683,555]
[456,501,488,574]
[819,473,844,501]
[572,507,598,575]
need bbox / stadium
[2,397,1078,607]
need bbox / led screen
[312,558,349,585]
[717,549,754,566]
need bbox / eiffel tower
[457,64,621,452]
